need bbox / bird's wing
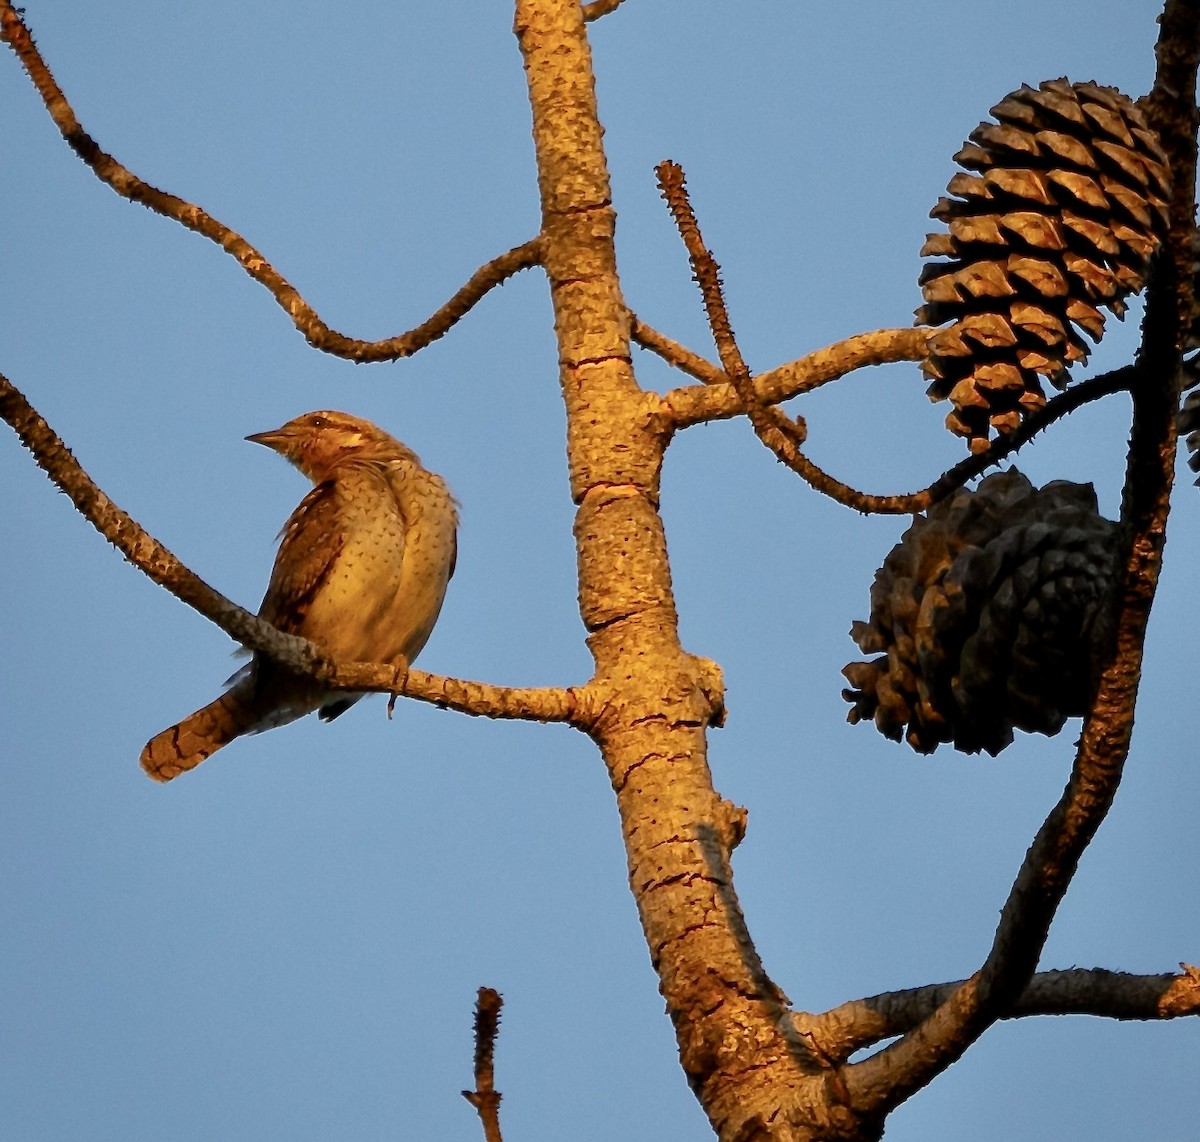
[258,479,345,633]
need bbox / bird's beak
[245,427,290,452]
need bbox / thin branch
[0,372,589,728]
[342,662,584,725]
[631,317,727,386]
[665,327,929,427]
[462,988,505,1142]
[0,3,542,362]
[655,159,810,453]
[787,366,1133,515]
[843,1,1200,1116]
[648,162,1126,520]
[582,0,628,20]
[803,965,1200,1062]
[0,371,328,678]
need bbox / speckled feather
[140,412,458,782]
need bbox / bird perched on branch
[140,410,458,782]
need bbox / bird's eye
[310,415,329,428]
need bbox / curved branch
[0,3,542,362]
[788,366,1134,515]
[0,371,588,729]
[803,965,1200,1062]
[665,327,929,427]
[843,2,1199,1115]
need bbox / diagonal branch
[0,372,588,728]
[664,327,929,426]
[649,163,1124,520]
[631,317,728,386]
[842,0,1200,1117]
[655,159,810,452]
[0,2,542,363]
[804,965,1200,1062]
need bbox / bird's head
[246,410,413,482]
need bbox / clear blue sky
[2,2,1195,1139]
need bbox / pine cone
[918,79,1170,453]
[842,470,1119,755]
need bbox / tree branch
[0,371,588,728]
[842,2,1200,1116]
[581,0,628,20]
[803,965,1200,1062]
[461,987,505,1142]
[664,327,929,427]
[649,165,1128,522]
[780,366,1133,515]
[655,159,810,453]
[0,2,542,362]
[631,317,727,386]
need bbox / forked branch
[0,2,542,363]
[662,327,929,424]
[805,965,1200,1062]
[0,373,586,728]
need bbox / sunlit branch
[656,159,810,455]
[631,317,727,385]
[803,965,1200,1062]
[0,3,542,363]
[582,0,629,20]
[0,372,587,727]
[665,327,929,427]
[843,1,1200,1115]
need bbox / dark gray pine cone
[918,79,1170,453]
[842,469,1120,755]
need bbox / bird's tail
[140,683,262,782]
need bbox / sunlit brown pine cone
[917,79,1170,453]
[842,469,1119,755]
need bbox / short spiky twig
[461,988,505,1142]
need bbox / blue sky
[2,2,1195,1139]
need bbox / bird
[140,410,458,782]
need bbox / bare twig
[665,327,929,426]
[0,372,589,728]
[655,159,809,454]
[631,317,727,386]
[0,3,542,362]
[803,965,1200,1062]
[462,988,505,1142]
[843,1,1200,1116]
